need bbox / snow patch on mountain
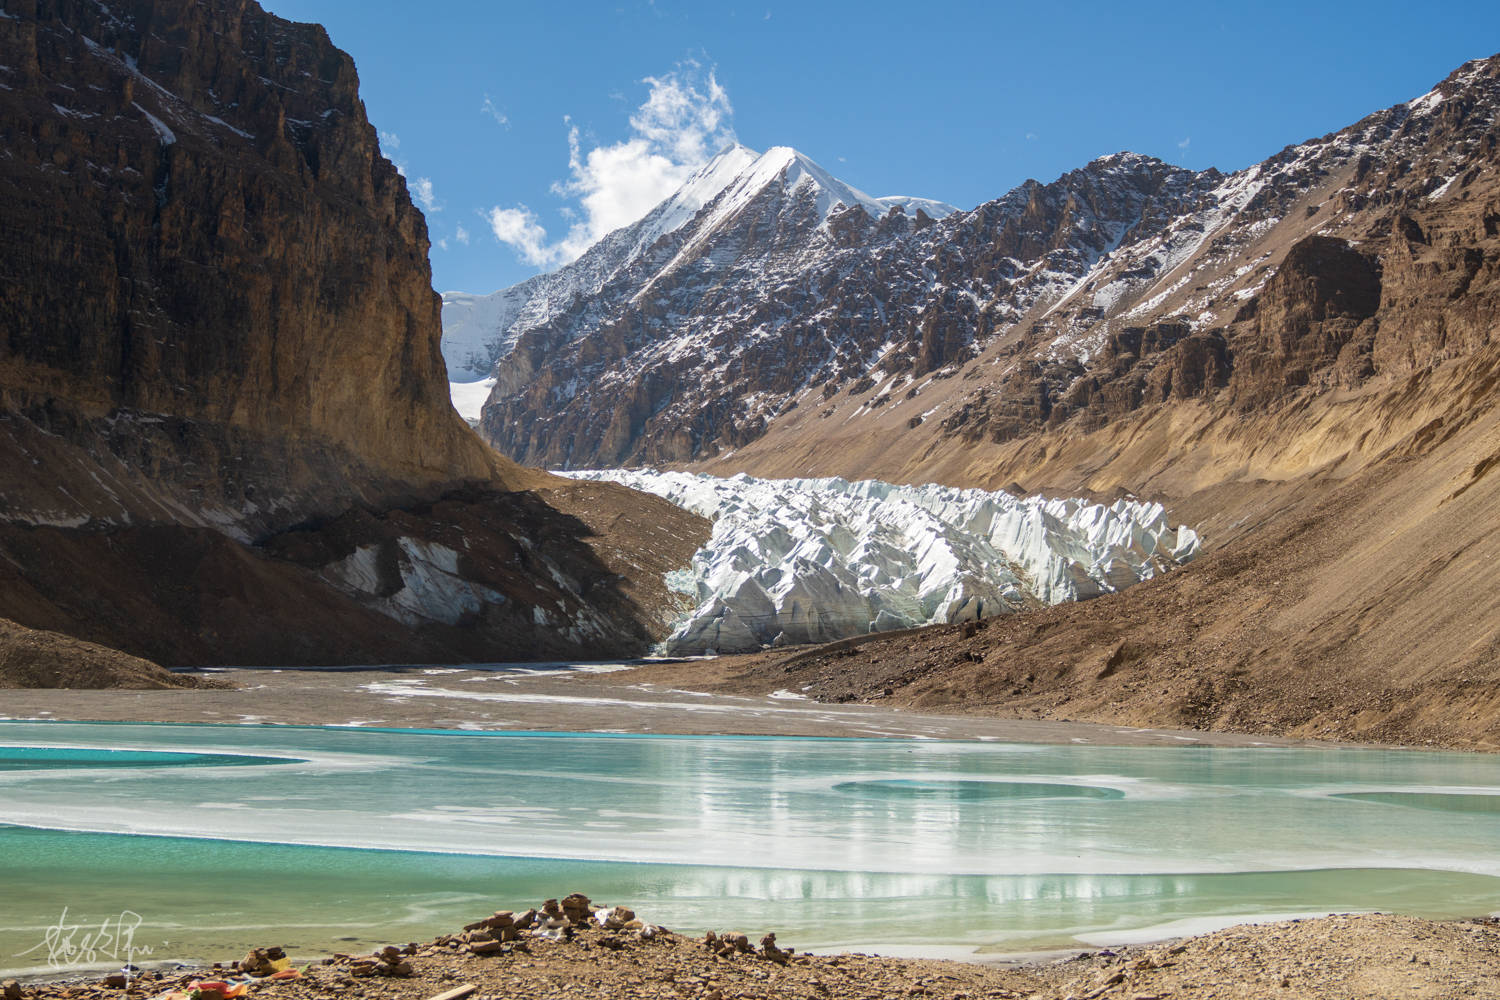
[441,287,537,382]
[448,376,496,426]
[564,469,1199,655]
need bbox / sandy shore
[0,660,1347,747]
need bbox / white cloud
[481,94,509,127]
[435,237,448,251]
[487,63,735,269]
[412,177,442,213]
[487,206,555,268]
[455,224,470,245]
[1178,137,1191,149]
[379,131,407,176]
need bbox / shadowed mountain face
[0,0,707,678]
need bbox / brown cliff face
[0,0,533,533]
[0,0,708,675]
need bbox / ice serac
[565,471,1199,655]
[0,0,708,673]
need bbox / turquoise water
[1,721,1498,972]
[0,746,300,771]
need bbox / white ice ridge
[562,470,1200,656]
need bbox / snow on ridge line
[562,469,1200,656]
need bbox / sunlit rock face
[565,470,1199,654]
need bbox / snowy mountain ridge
[477,144,1215,467]
[442,143,956,384]
[457,55,1500,471]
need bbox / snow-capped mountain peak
[442,143,957,393]
[694,145,957,235]
[643,142,763,239]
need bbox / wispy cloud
[481,94,509,128]
[486,205,554,268]
[379,131,407,176]
[412,177,442,213]
[1178,136,1191,149]
[455,224,470,245]
[487,62,735,269]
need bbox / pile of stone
[702,930,797,965]
[413,907,537,958]
[234,947,292,977]
[406,894,680,959]
[345,945,415,978]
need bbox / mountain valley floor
[0,660,1341,747]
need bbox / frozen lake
[2,721,1498,973]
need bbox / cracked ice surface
[563,470,1200,656]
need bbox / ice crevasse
[563,470,1201,656]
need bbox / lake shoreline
[0,661,1357,749]
[8,901,1499,1000]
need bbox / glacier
[563,470,1200,656]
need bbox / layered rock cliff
[0,0,707,674]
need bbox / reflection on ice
[2,721,1500,968]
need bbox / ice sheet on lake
[562,470,1200,655]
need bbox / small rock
[760,933,790,965]
[3,980,24,1000]
[102,975,127,990]
[469,940,508,956]
[598,905,636,930]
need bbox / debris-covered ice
[563,470,1200,655]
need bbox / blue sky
[263,0,1500,296]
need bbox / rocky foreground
[10,897,1499,1000]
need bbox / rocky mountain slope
[0,0,706,677]
[467,57,1500,481]
[462,54,1500,747]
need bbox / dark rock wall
[0,0,511,536]
[0,0,709,670]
